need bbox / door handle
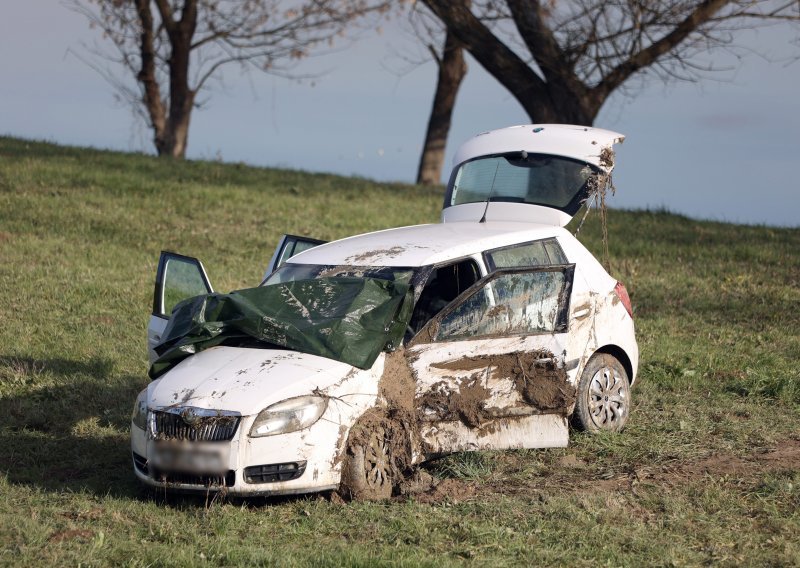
[572,308,590,319]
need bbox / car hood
[147,346,355,416]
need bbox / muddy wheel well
[594,345,634,385]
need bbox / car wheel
[341,421,395,501]
[573,353,630,432]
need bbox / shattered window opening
[407,258,482,338]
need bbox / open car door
[407,265,575,456]
[263,234,326,280]
[147,252,213,364]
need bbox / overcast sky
[1,2,798,227]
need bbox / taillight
[614,281,633,319]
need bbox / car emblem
[180,408,201,427]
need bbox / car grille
[244,462,307,484]
[151,408,240,442]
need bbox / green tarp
[150,277,413,379]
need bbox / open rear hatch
[442,124,624,227]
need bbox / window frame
[482,237,568,272]
[152,251,213,319]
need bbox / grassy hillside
[1,136,798,566]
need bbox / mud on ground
[388,438,800,505]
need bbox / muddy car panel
[132,347,385,496]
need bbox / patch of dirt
[48,529,94,543]
[345,246,406,264]
[393,439,800,505]
[484,439,800,500]
[0,231,11,243]
[430,350,573,415]
[379,349,417,415]
[417,377,491,428]
[646,439,800,488]
[405,478,478,505]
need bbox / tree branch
[592,0,732,103]
[422,0,554,119]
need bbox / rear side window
[484,238,567,271]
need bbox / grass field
[1,136,798,566]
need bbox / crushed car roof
[287,221,569,268]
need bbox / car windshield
[448,153,596,215]
[264,263,414,286]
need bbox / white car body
[132,124,637,497]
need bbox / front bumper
[130,413,343,496]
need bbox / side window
[435,268,572,341]
[264,235,327,280]
[408,259,481,336]
[484,238,567,271]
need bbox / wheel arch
[593,344,635,386]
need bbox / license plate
[151,444,229,473]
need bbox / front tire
[573,353,630,432]
[340,420,395,501]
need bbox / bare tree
[421,0,799,125]
[411,5,469,186]
[70,0,392,158]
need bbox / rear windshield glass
[447,153,595,215]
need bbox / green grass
[1,136,799,566]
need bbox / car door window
[435,267,573,341]
[265,234,326,278]
[484,238,567,271]
[407,259,481,335]
[154,252,213,318]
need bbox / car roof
[287,221,568,268]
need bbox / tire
[573,353,630,433]
[340,421,395,501]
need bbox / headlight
[131,389,148,431]
[249,395,328,438]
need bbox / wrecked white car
[132,124,638,499]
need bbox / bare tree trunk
[416,31,467,185]
[142,0,197,159]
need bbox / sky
[1,2,798,227]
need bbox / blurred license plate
[152,444,229,473]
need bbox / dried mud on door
[427,351,574,416]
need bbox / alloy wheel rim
[588,366,627,429]
[364,430,391,489]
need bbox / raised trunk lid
[442,124,624,227]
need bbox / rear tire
[573,353,630,432]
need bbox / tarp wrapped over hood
[149,277,413,379]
